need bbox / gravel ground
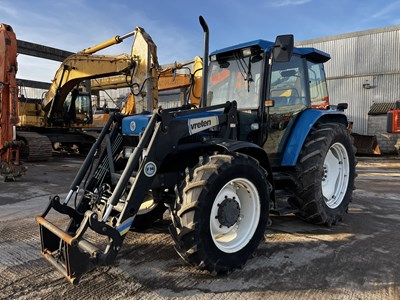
[0,156,399,299]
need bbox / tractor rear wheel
[289,123,356,226]
[171,153,269,275]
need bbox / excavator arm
[42,27,159,124]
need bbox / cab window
[308,61,329,109]
[270,55,307,110]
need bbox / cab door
[263,55,309,164]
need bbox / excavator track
[17,131,53,162]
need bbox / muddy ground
[0,156,399,299]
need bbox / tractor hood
[122,114,153,136]
[122,110,224,136]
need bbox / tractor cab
[206,39,331,165]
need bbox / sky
[2,0,400,82]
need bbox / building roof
[368,102,398,115]
[296,24,400,46]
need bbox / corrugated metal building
[18,85,47,100]
[296,25,400,135]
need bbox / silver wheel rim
[210,178,260,253]
[322,142,350,209]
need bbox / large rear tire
[290,123,356,226]
[171,153,269,275]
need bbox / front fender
[205,139,269,166]
[281,109,348,166]
[205,138,275,204]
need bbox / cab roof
[210,39,331,63]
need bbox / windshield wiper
[234,53,253,92]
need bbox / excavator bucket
[352,133,381,155]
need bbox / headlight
[241,48,252,57]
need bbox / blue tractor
[37,17,356,284]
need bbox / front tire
[171,153,270,274]
[290,123,356,226]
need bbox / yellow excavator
[16,27,202,161]
[16,27,157,161]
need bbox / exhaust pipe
[199,16,209,108]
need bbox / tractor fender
[205,139,275,202]
[281,109,348,166]
[205,139,270,169]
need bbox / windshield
[207,51,262,110]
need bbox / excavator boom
[42,53,135,117]
[42,27,159,124]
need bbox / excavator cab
[63,89,93,125]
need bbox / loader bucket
[352,133,381,155]
[36,196,122,284]
[37,216,93,285]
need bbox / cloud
[0,5,19,19]
[267,0,312,7]
[370,1,400,20]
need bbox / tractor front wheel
[171,153,270,274]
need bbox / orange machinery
[0,23,26,180]
[387,109,400,133]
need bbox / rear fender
[281,109,348,166]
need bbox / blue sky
[2,0,400,82]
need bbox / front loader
[37,17,356,284]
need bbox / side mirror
[337,103,348,111]
[273,35,294,62]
